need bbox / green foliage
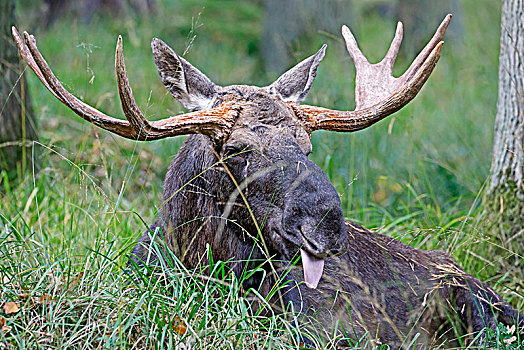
[0,213,310,349]
[1,0,521,348]
[470,323,524,350]
[474,181,524,307]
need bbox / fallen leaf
[171,317,187,335]
[3,301,19,314]
[107,326,122,338]
[46,272,62,289]
[68,272,84,290]
[0,316,10,334]
[38,294,53,305]
[18,292,31,299]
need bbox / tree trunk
[486,0,524,238]
[0,0,38,178]
[489,0,524,200]
[482,0,523,305]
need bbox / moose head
[12,15,450,290]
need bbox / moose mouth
[269,223,327,289]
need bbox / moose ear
[266,44,326,103]
[151,38,218,111]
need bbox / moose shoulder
[12,14,522,348]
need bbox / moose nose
[328,246,345,256]
[281,163,348,256]
[282,200,347,256]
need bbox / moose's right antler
[11,27,239,142]
[294,14,452,133]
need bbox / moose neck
[159,134,266,278]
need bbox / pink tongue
[300,249,325,289]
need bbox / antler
[11,27,239,142]
[293,14,452,132]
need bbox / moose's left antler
[294,14,451,132]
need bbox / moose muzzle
[281,160,347,288]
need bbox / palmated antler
[293,14,452,132]
[11,27,239,142]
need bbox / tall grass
[1,0,522,348]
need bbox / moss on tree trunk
[484,180,523,257]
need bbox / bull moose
[12,14,522,348]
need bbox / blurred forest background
[8,0,495,209]
[2,0,521,309]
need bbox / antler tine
[12,27,239,142]
[402,14,451,82]
[341,25,369,68]
[293,14,451,133]
[21,29,133,137]
[383,22,403,70]
[12,27,65,104]
[115,35,151,134]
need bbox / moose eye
[223,145,247,161]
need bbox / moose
[12,14,522,348]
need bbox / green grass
[1,0,522,348]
